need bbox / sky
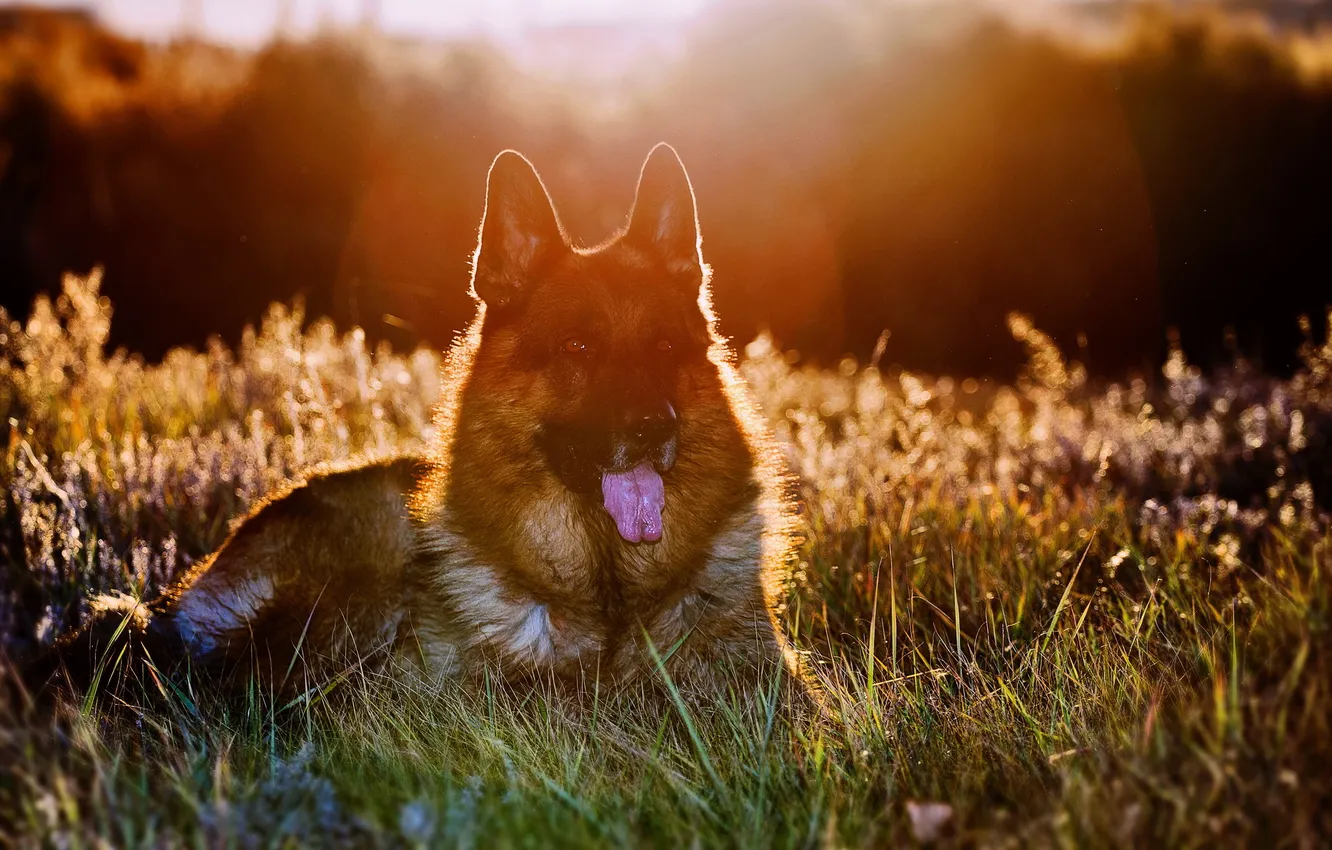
[28,0,717,44]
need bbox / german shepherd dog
[41,144,810,705]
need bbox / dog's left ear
[625,143,703,279]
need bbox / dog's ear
[472,150,566,309]
[625,143,703,279]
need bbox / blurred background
[0,0,1329,378]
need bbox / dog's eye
[562,337,588,354]
[656,339,674,354]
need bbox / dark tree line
[0,4,1328,377]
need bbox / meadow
[0,272,1326,847]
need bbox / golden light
[95,0,716,45]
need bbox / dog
[41,144,810,705]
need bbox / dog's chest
[429,494,763,677]
[516,499,599,587]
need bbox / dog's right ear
[471,150,566,310]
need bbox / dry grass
[0,272,1328,847]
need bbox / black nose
[620,400,677,449]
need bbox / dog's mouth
[601,462,665,544]
[539,424,678,544]
[599,439,677,544]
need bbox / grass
[1,271,1330,847]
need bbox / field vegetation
[0,273,1329,846]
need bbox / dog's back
[38,456,425,696]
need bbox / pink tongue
[601,462,665,543]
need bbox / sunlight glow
[86,0,716,45]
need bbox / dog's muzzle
[540,399,679,544]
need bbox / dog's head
[467,144,721,543]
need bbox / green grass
[1,272,1329,847]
